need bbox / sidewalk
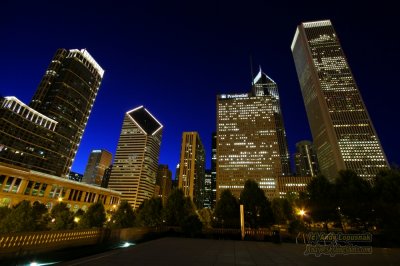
[57,237,400,266]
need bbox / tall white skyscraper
[108,106,163,209]
[291,20,388,181]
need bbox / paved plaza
[59,237,400,266]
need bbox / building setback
[108,106,163,209]
[82,149,112,186]
[178,132,205,208]
[216,68,291,199]
[0,49,104,178]
[291,20,388,181]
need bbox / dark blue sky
[1,1,399,175]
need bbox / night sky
[1,1,399,175]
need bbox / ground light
[28,262,59,266]
[120,242,135,248]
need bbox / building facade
[101,165,113,188]
[0,162,120,211]
[156,164,172,205]
[203,169,212,208]
[276,175,313,198]
[210,132,217,207]
[216,69,291,199]
[294,140,319,177]
[82,149,112,186]
[0,49,104,178]
[108,106,163,209]
[291,20,388,181]
[178,132,205,208]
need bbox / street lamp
[298,209,306,217]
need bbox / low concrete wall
[0,227,158,260]
[0,229,104,258]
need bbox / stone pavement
[59,237,400,266]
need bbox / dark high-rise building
[211,132,217,208]
[82,149,112,185]
[178,132,205,208]
[101,165,113,188]
[203,169,212,208]
[156,164,172,205]
[68,171,83,182]
[0,49,104,177]
[291,20,388,181]
[108,106,163,209]
[294,140,319,177]
[216,68,291,199]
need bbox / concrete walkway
[60,237,400,266]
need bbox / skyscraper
[294,140,319,177]
[291,20,388,181]
[156,164,172,205]
[82,149,112,185]
[101,165,113,188]
[108,106,163,209]
[203,169,212,208]
[178,132,205,208]
[216,68,291,199]
[210,132,217,207]
[0,49,104,177]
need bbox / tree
[0,200,36,233]
[136,197,163,227]
[373,169,400,240]
[0,206,11,223]
[32,201,50,230]
[271,198,294,225]
[50,202,74,230]
[111,200,135,229]
[163,189,195,226]
[306,175,337,227]
[335,170,373,228]
[181,214,203,237]
[198,208,213,229]
[213,189,240,228]
[79,202,106,229]
[240,180,273,228]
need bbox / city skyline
[1,1,399,175]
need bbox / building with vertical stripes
[294,140,319,177]
[108,106,163,209]
[291,20,388,181]
[178,132,205,208]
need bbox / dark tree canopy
[271,198,294,224]
[306,175,337,223]
[163,189,195,226]
[79,202,106,229]
[240,180,273,228]
[373,169,400,240]
[111,200,135,229]
[213,189,240,228]
[136,197,163,227]
[50,202,75,230]
[335,170,373,225]
[0,200,36,233]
